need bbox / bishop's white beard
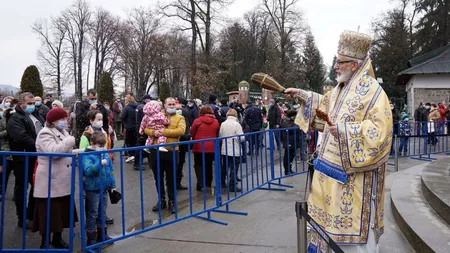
[336,68,353,84]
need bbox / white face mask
[93,121,103,129]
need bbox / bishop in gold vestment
[286,31,392,253]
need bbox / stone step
[391,163,450,253]
[421,158,450,225]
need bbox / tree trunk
[77,36,84,100]
[190,0,197,97]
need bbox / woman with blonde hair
[219,109,245,192]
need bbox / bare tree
[62,0,92,100]
[32,17,67,97]
[160,0,199,97]
[262,0,305,83]
[117,8,160,98]
[89,8,119,89]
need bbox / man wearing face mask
[144,97,186,214]
[7,92,45,228]
[185,99,199,126]
[34,96,50,121]
[75,89,109,147]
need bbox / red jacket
[439,104,446,121]
[190,115,220,153]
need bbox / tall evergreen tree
[98,72,114,106]
[159,81,171,102]
[371,8,410,98]
[302,32,326,93]
[328,56,337,84]
[20,65,44,97]
[415,0,450,54]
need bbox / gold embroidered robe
[294,58,392,249]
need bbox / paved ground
[0,137,445,252]
[101,155,438,253]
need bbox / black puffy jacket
[121,101,139,130]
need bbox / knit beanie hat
[46,107,68,123]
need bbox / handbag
[108,189,122,204]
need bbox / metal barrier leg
[394,135,399,172]
[296,201,307,253]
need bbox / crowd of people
[0,89,306,249]
[389,102,450,156]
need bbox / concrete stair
[391,159,450,253]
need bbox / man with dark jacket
[280,110,304,175]
[121,94,139,161]
[75,89,109,147]
[219,99,230,119]
[112,96,123,137]
[243,101,263,155]
[34,96,50,121]
[186,99,199,126]
[207,94,226,124]
[133,94,153,170]
[268,99,282,149]
[414,103,426,135]
[175,98,190,190]
[7,92,45,228]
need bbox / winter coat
[280,117,303,149]
[186,105,199,126]
[82,148,116,191]
[207,103,226,124]
[112,101,123,122]
[190,114,220,153]
[34,127,75,198]
[268,105,281,127]
[243,105,263,131]
[219,116,245,157]
[399,118,411,137]
[36,104,50,121]
[143,112,186,151]
[428,109,440,121]
[7,106,45,161]
[414,107,426,122]
[439,104,446,121]
[219,106,231,120]
[120,101,139,130]
[0,117,6,140]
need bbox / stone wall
[412,88,450,111]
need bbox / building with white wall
[396,45,450,117]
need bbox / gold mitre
[337,30,372,60]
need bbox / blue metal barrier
[390,120,450,162]
[3,120,446,252]
[0,151,76,252]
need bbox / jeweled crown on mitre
[337,30,372,60]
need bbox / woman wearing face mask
[32,108,78,249]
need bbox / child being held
[82,132,116,246]
[139,100,170,152]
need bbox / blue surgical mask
[425,106,430,110]
[35,101,41,107]
[4,102,10,108]
[24,105,35,114]
[176,110,182,115]
[166,108,176,115]
[89,99,97,105]
[56,120,67,129]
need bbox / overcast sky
[0,0,393,90]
